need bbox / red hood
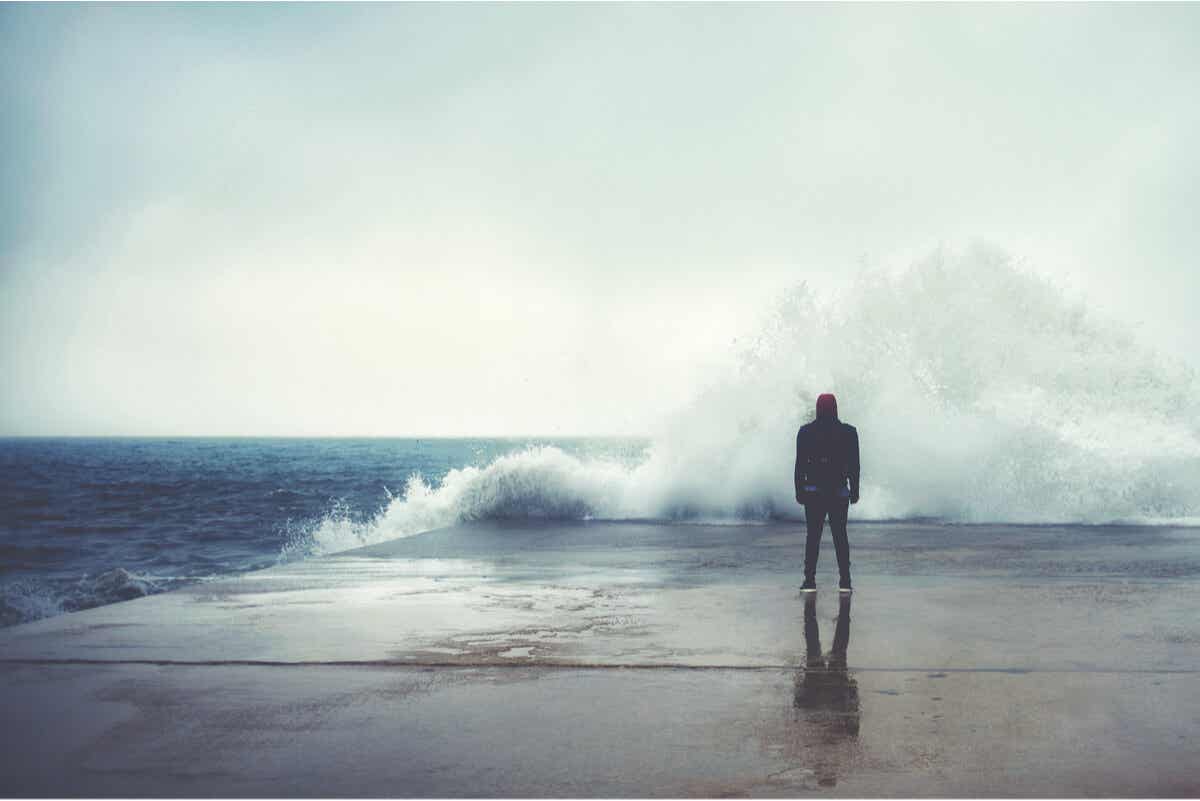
[816,393,838,420]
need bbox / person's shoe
[800,577,817,593]
[838,577,853,593]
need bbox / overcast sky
[2,3,1198,436]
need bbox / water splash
[0,568,171,627]
[287,245,1200,558]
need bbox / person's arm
[848,426,860,504]
[795,428,806,503]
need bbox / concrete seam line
[0,659,1194,674]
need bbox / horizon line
[0,433,653,440]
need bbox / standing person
[795,393,860,592]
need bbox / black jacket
[795,418,860,500]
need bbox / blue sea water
[0,437,646,626]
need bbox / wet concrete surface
[1,521,1198,796]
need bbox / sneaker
[800,577,817,593]
[838,577,853,593]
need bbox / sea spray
[287,245,1200,558]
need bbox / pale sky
[2,3,1198,436]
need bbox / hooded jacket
[795,394,860,501]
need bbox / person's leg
[803,501,827,582]
[829,498,851,583]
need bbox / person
[794,393,860,592]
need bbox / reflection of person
[794,593,859,738]
[794,393,860,592]
[749,593,861,791]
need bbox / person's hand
[850,492,860,505]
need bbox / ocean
[0,437,646,626]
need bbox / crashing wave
[0,568,170,627]
[284,245,1200,559]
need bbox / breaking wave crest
[286,245,1200,558]
[0,569,173,627]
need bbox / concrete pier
[2,521,1198,796]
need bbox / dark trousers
[804,498,851,580]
